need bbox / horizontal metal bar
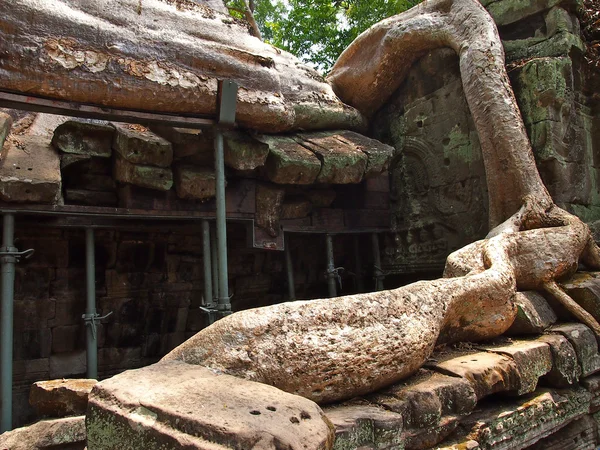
[0,90,216,129]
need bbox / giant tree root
[164,204,600,404]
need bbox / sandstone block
[525,415,599,450]
[113,124,173,167]
[256,183,285,237]
[224,130,269,170]
[562,272,600,323]
[505,291,557,335]
[281,198,312,219]
[0,111,13,153]
[113,155,173,191]
[259,135,321,184]
[49,351,87,379]
[334,130,393,177]
[86,360,334,450]
[441,387,592,450]
[478,339,552,395]
[0,136,61,203]
[324,405,404,450]
[52,120,114,157]
[173,164,216,200]
[296,132,368,184]
[307,189,337,207]
[427,351,520,400]
[0,415,86,450]
[538,333,581,387]
[551,323,600,377]
[581,376,600,413]
[151,125,213,161]
[30,379,96,418]
[64,189,118,206]
[51,325,84,354]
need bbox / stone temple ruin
[0,0,600,448]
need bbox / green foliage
[225,0,422,73]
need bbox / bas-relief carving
[374,60,489,274]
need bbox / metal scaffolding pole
[214,80,237,317]
[353,235,365,293]
[326,234,337,298]
[1,213,15,432]
[202,220,213,307]
[211,224,220,304]
[84,228,98,379]
[284,234,295,301]
[372,233,384,291]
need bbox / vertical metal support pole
[201,220,213,306]
[353,235,365,293]
[85,228,98,380]
[372,233,384,291]
[214,80,237,317]
[1,213,15,432]
[326,234,337,298]
[284,234,295,301]
[210,223,219,303]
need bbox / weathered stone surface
[439,387,592,450]
[0,135,61,203]
[30,379,96,418]
[538,333,581,387]
[0,0,365,133]
[113,155,173,191]
[256,183,285,237]
[582,376,600,413]
[113,124,173,167]
[334,130,394,177]
[427,351,520,400]
[64,173,116,192]
[562,272,600,323]
[86,360,334,449]
[52,120,114,157]
[506,291,557,335]
[224,130,269,170]
[478,339,552,395]
[281,198,312,219]
[307,189,337,208]
[482,0,565,26]
[173,165,216,200]
[258,135,321,185]
[295,132,368,184]
[0,111,13,152]
[49,351,87,379]
[61,153,112,174]
[369,369,476,430]
[551,323,600,377]
[151,125,213,161]
[0,415,86,450]
[526,414,599,450]
[64,189,118,206]
[324,405,404,450]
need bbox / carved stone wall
[373,0,599,275]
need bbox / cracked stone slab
[550,323,600,377]
[477,339,552,395]
[333,130,393,177]
[257,135,321,185]
[438,387,592,450]
[113,154,173,191]
[52,120,114,157]
[113,124,173,168]
[324,405,404,450]
[0,415,86,450]
[426,351,520,400]
[0,135,61,203]
[223,130,269,171]
[30,378,97,418]
[86,360,334,450]
[505,291,557,336]
[294,132,368,184]
[537,333,581,388]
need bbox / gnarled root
[543,280,600,338]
